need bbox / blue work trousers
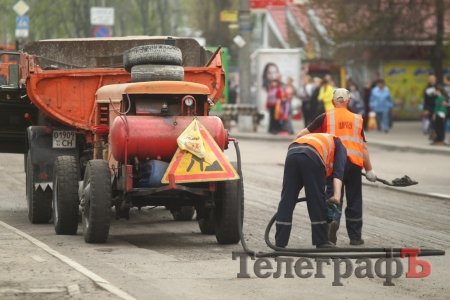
[326,160,363,241]
[275,153,328,246]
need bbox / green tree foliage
[0,0,238,44]
[0,0,240,64]
[311,0,447,81]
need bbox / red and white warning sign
[162,121,239,183]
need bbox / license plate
[52,130,76,148]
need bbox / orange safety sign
[162,122,239,183]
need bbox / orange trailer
[0,37,243,244]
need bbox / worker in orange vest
[295,88,377,246]
[275,133,347,248]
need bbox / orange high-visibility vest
[326,108,364,167]
[292,133,336,177]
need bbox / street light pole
[238,0,251,105]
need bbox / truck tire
[123,44,182,72]
[52,156,79,235]
[82,160,111,243]
[171,206,195,221]
[26,150,52,224]
[214,162,244,244]
[198,210,215,234]
[131,65,184,82]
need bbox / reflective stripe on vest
[326,109,364,167]
[292,133,335,177]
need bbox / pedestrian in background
[324,73,336,88]
[282,76,296,135]
[349,83,364,116]
[371,72,381,89]
[442,75,450,126]
[309,77,323,121]
[423,73,438,139]
[278,92,291,136]
[431,85,448,145]
[266,77,283,134]
[299,75,315,127]
[363,81,372,130]
[318,78,334,112]
[228,74,238,104]
[370,79,393,133]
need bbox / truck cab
[0,50,38,154]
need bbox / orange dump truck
[0,36,242,244]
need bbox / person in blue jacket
[370,79,394,133]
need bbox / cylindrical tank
[110,116,227,162]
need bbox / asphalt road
[0,140,449,299]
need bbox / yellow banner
[383,61,450,119]
[220,10,238,22]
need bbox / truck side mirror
[8,64,19,86]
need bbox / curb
[228,131,450,156]
[0,221,137,300]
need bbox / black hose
[231,140,445,259]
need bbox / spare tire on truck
[123,44,182,72]
[131,65,184,82]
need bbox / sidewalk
[229,119,450,156]
[0,221,127,299]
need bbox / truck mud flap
[27,126,80,189]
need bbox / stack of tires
[123,44,184,82]
[124,44,195,223]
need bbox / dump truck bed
[20,36,224,130]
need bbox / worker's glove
[365,170,377,182]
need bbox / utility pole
[238,0,251,104]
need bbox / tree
[183,0,239,59]
[311,0,448,80]
[0,0,239,61]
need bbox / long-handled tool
[362,173,418,187]
[230,140,445,259]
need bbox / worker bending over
[295,88,376,246]
[275,133,347,249]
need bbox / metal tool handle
[361,172,393,186]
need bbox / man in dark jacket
[423,73,437,139]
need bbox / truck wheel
[131,65,184,82]
[82,160,111,243]
[171,206,195,221]
[26,150,52,224]
[198,210,215,234]
[53,156,79,235]
[123,44,182,72]
[214,163,244,244]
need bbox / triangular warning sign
[162,122,239,183]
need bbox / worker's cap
[333,88,350,102]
